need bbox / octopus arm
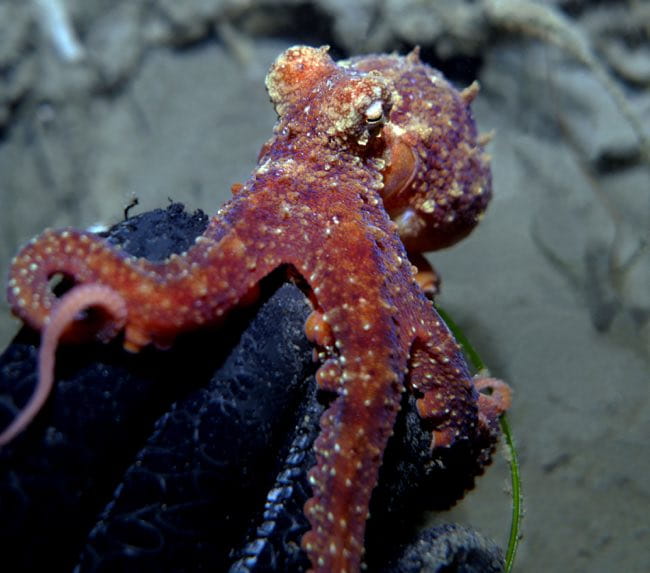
[6,195,296,352]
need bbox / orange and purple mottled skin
[3,46,510,572]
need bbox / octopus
[1,46,511,572]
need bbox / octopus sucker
[2,45,510,572]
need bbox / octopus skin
[3,46,510,572]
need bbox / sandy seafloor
[0,1,648,572]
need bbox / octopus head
[349,50,493,253]
[265,45,337,117]
[266,45,393,152]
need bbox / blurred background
[0,1,648,571]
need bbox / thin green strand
[436,304,522,572]
[499,412,522,572]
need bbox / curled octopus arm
[2,201,286,444]
[0,284,127,445]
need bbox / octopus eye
[364,100,384,125]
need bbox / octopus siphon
[1,46,511,572]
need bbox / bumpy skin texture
[4,46,509,572]
[348,53,491,253]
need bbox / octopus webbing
[2,46,511,572]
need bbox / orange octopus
[1,46,511,572]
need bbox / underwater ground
[0,1,648,571]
